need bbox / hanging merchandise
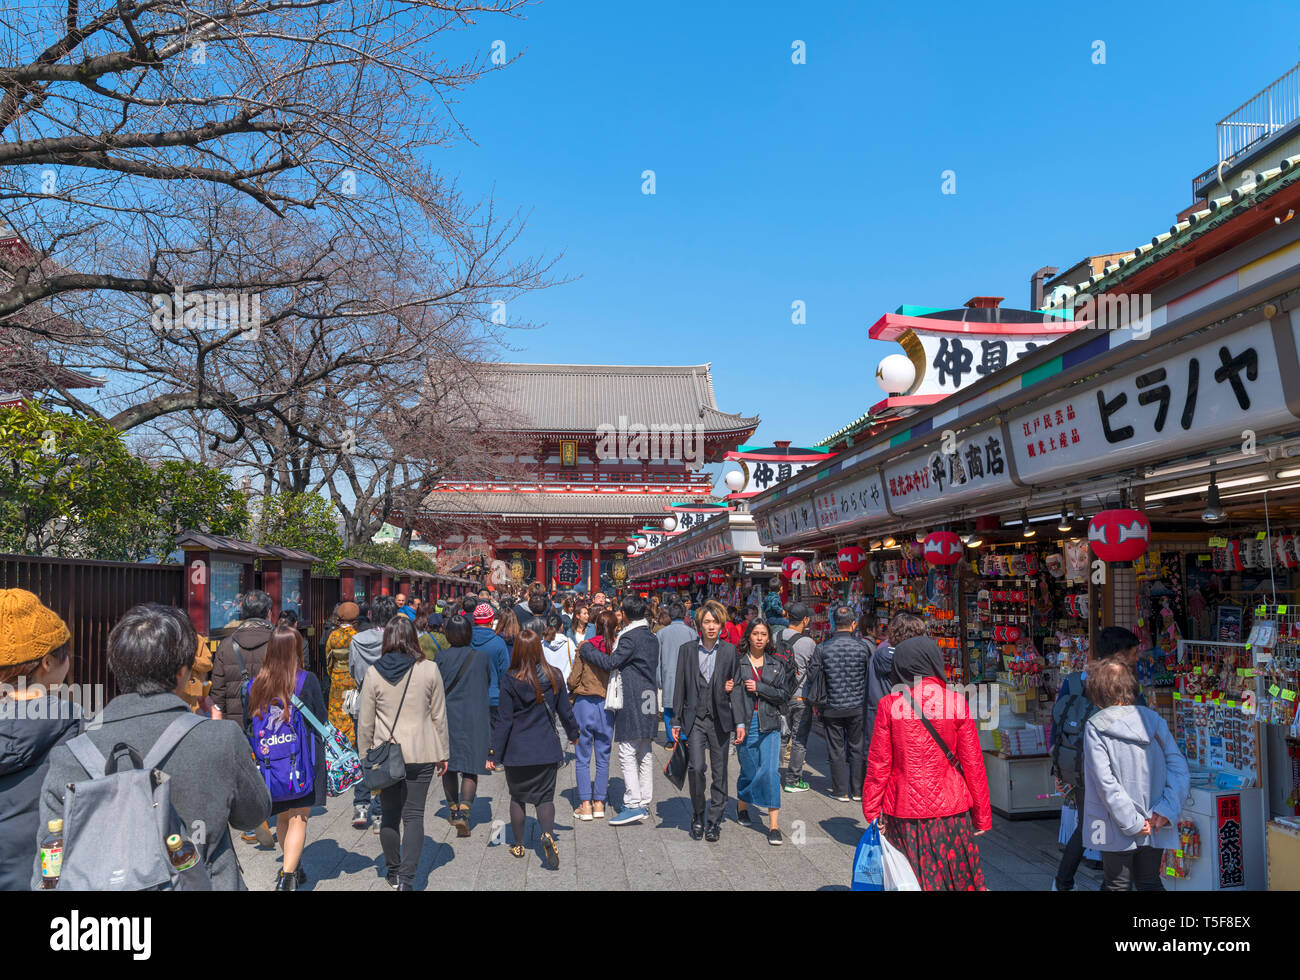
[1063,539,1089,581]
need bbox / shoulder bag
[362,669,414,792]
[604,637,624,710]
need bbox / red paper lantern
[781,556,806,579]
[922,531,962,566]
[693,570,707,585]
[837,546,867,575]
[709,568,726,585]
[1087,509,1150,563]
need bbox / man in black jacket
[209,590,274,731]
[672,599,745,842]
[818,605,871,802]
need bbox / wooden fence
[0,554,185,700]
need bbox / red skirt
[881,812,987,891]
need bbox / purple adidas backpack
[244,671,317,802]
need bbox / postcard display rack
[1162,637,1266,890]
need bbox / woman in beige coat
[358,616,450,891]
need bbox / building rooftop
[419,489,689,519]
[474,362,759,435]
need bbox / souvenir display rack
[1173,639,1260,785]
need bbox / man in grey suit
[672,599,745,843]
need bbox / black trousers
[688,718,730,825]
[1054,789,1086,891]
[378,762,435,888]
[822,709,865,797]
[1101,845,1165,892]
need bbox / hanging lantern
[781,556,806,579]
[709,568,726,585]
[837,545,867,575]
[922,531,963,566]
[693,570,707,585]
[1087,509,1151,563]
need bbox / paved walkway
[238,724,1102,891]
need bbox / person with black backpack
[32,604,270,890]
[1050,625,1144,891]
[243,625,328,891]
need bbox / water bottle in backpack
[51,714,214,890]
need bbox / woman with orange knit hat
[0,589,78,891]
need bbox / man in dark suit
[672,598,745,842]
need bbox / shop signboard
[814,470,888,531]
[883,425,1014,516]
[766,498,819,545]
[1010,319,1294,484]
[912,332,1063,398]
[1216,793,1244,889]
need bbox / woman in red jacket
[861,634,991,891]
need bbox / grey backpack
[57,713,213,890]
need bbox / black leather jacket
[732,654,798,733]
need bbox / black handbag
[363,670,414,792]
[663,734,689,790]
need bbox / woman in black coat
[437,615,492,837]
[490,629,579,869]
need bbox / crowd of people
[0,580,1189,892]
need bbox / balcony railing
[1194,63,1300,199]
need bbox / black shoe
[385,871,399,890]
[767,827,783,846]
[736,803,749,824]
[705,821,721,843]
[1083,858,1103,870]
[689,817,705,841]
[275,870,298,891]
[397,882,415,891]
[294,867,306,887]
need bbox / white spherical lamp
[876,354,916,395]
[626,544,636,554]
[662,516,677,532]
[723,469,745,493]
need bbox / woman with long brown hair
[358,615,449,891]
[489,628,579,869]
[244,624,328,890]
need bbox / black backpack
[1050,672,1098,787]
[804,649,829,708]
[769,627,793,666]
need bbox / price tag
[1257,531,1268,540]
[1270,684,1282,697]
[1280,605,1290,615]
[1193,666,1202,675]
[1172,692,1182,701]
[1284,690,1298,702]
[1237,668,1256,677]
[1198,554,1211,561]
[1194,695,1204,703]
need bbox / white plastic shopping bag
[880,832,922,891]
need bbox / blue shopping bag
[851,820,883,891]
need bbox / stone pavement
[238,723,1103,891]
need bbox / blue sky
[431,0,1300,461]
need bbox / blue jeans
[662,707,676,746]
[573,695,614,802]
